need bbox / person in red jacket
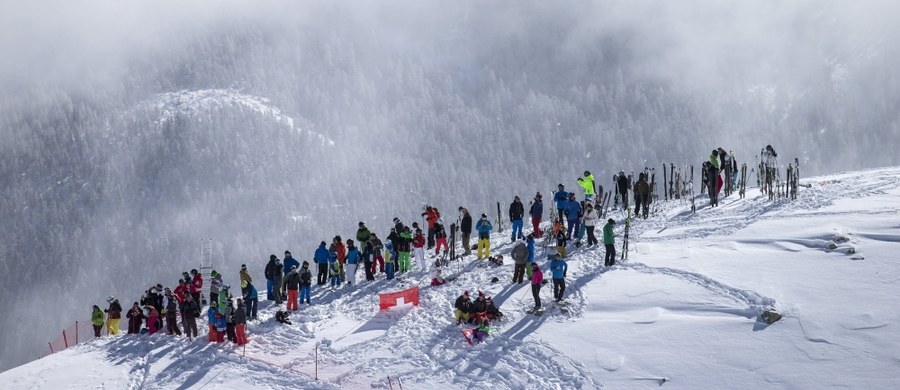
[422,205,441,249]
[330,236,347,282]
[173,280,188,302]
[412,228,427,271]
[190,269,203,306]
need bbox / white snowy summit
[3,168,898,389]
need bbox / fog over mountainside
[1,0,898,370]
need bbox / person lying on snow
[473,317,491,343]
[275,310,292,325]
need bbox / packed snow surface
[3,167,899,389]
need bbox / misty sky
[1,0,898,371]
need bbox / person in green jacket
[603,219,616,267]
[91,305,105,338]
[577,171,596,202]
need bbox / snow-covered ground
[3,167,899,389]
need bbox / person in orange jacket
[422,205,441,249]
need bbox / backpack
[511,243,528,262]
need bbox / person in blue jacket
[525,233,536,278]
[384,241,396,280]
[241,280,259,320]
[564,193,582,240]
[345,239,361,286]
[283,250,300,277]
[554,184,569,227]
[475,213,493,259]
[549,254,568,302]
[314,242,330,285]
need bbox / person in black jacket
[299,261,313,304]
[509,196,525,242]
[126,302,144,334]
[458,207,473,256]
[454,291,472,325]
[283,266,301,311]
[181,294,199,338]
[264,254,278,301]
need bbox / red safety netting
[44,319,111,357]
[378,286,419,310]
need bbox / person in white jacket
[583,203,599,247]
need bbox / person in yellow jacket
[576,171,596,201]
[91,305,105,338]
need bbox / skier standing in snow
[412,228,426,271]
[370,233,385,275]
[264,255,278,300]
[356,222,371,252]
[241,280,258,320]
[633,172,651,219]
[530,263,544,312]
[190,269,203,307]
[422,205,441,249]
[209,270,223,306]
[104,297,122,335]
[283,265,301,311]
[328,249,342,288]
[577,171,596,202]
[283,251,299,279]
[529,193,543,238]
[362,240,375,281]
[564,193,582,240]
[235,298,248,346]
[603,219,616,267]
[475,213,493,259]
[330,236,347,282]
[458,208,473,256]
[145,304,160,335]
[272,258,284,304]
[433,219,448,255]
[509,196,525,242]
[615,172,630,210]
[708,150,720,207]
[763,145,778,194]
[91,305,104,338]
[225,299,237,343]
[550,255,568,302]
[583,203,599,247]
[526,234,536,278]
[181,293,199,338]
[398,227,413,272]
[164,288,182,336]
[345,239,361,285]
[554,184,569,228]
[314,241,329,285]
[126,302,144,334]
[299,262,312,304]
[511,239,528,284]
[554,218,568,258]
[238,263,251,285]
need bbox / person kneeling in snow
[469,291,488,324]
[485,297,504,321]
[431,259,446,286]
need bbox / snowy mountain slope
[133,89,335,146]
[3,167,899,389]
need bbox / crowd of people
[101,153,801,346]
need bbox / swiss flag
[379,286,420,310]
